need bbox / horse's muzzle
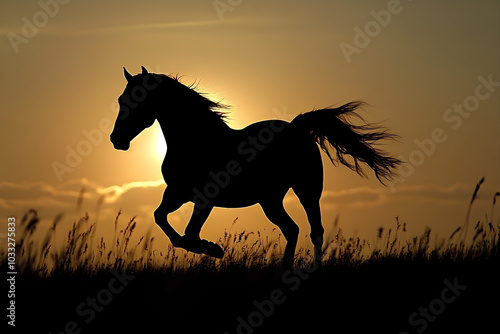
[110,135,130,151]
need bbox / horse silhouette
[110,66,402,267]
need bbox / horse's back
[162,119,323,207]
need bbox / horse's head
[110,66,162,151]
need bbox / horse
[110,66,402,268]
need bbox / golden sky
[1,0,499,253]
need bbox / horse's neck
[157,113,232,150]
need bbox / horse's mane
[155,73,230,124]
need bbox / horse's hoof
[176,236,224,258]
[200,239,224,259]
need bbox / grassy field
[3,180,500,333]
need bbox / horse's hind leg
[294,179,324,265]
[301,198,323,265]
[260,200,300,268]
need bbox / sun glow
[155,125,167,158]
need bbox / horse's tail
[291,101,402,184]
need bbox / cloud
[97,179,164,203]
[0,180,83,208]
[298,182,497,210]
[0,178,165,212]
[2,178,495,238]
[322,186,384,207]
[0,178,170,250]
[3,178,493,216]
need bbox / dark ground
[9,255,500,334]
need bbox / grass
[3,178,500,333]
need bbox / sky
[1,0,499,256]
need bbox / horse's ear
[123,67,132,82]
[141,66,148,75]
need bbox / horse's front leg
[178,205,224,258]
